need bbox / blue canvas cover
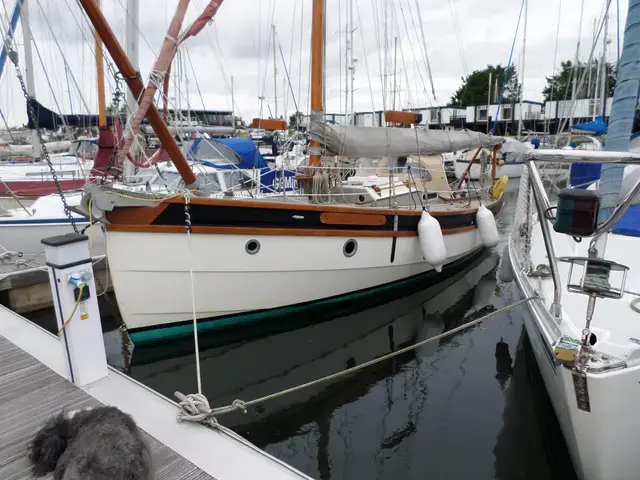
[572,116,608,135]
[187,137,268,170]
[612,205,640,237]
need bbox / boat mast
[309,0,324,168]
[569,0,585,131]
[231,75,235,130]
[78,0,196,185]
[392,36,398,110]
[0,0,24,82]
[20,0,40,159]
[95,0,107,128]
[124,0,139,178]
[125,0,139,116]
[349,0,355,124]
[599,9,609,118]
[272,25,278,119]
[517,0,528,138]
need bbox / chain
[7,48,78,233]
[184,194,192,234]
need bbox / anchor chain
[7,47,78,233]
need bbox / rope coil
[174,296,537,427]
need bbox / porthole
[343,239,358,258]
[358,194,366,203]
[245,239,261,255]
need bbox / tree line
[448,60,617,107]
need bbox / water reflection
[118,250,566,479]
[494,337,513,391]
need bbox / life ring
[492,175,508,199]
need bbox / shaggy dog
[29,406,151,479]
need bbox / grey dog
[29,406,151,480]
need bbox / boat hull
[0,218,105,258]
[510,238,640,480]
[109,228,486,343]
[0,178,87,197]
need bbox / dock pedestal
[42,233,107,386]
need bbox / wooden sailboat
[77,0,506,344]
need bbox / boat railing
[520,148,640,319]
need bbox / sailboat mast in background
[94,0,107,127]
[20,0,40,159]
[309,0,325,168]
[272,24,278,119]
[123,0,139,178]
[0,0,24,83]
[517,0,528,138]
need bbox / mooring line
[175,296,537,427]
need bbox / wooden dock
[0,306,310,480]
[0,335,212,479]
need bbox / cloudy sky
[0,0,626,127]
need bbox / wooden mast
[308,0,324,168]
[78,0,197,185]
[94,0,107,127]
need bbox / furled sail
[309,121,505,157]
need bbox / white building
[465,100,543,123]
[544,97,613,120]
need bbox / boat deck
[0,336,212,480]
[0,306,310,480]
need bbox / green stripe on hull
[129,249,485,345]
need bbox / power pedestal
[42,233,107,386]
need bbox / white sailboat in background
[507,1,640,478]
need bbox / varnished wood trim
[106,224,477,237]
[105,203,168,225]
[320,212,387,226]
[159,196,492,217]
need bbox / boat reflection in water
[125,250,499,433]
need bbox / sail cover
[309,121,505,157]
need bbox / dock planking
[0,335,214,480]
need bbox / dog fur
[29,406,151,480]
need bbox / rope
[175,296,536,426]
[184,193,202,395]
[528,264,552,278]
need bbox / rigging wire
[545,0,562,134]
[354,0,381,121]
[395,0,432,108]
[412,0,438,105]
[447,0,468,78]
[556,0,613,135]
[492,0,526,135]
[184,48,207,112]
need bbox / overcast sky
[0,0,626,127]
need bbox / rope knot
[231,399,248,414]
[175,392,217,427]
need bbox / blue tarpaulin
[612,205,640,237]
[572,116,608,135]
[187,137,268,170]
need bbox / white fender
[418,211,447,272]
[476,205,499,248]
[498,245,515,283]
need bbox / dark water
[28,185,577,480]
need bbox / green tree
[289,111,304,131]
[542,60,617,102]
[449,64,520,106]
